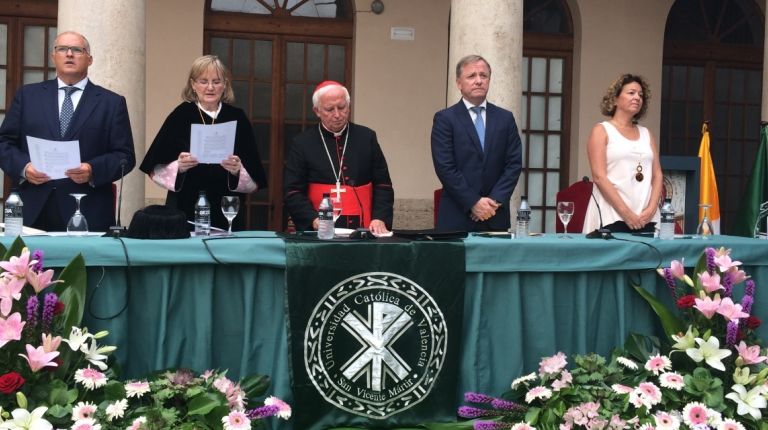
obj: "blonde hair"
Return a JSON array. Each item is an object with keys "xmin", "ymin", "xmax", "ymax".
[
  {"xmin": 600, "ymin": 74, "xmax": 651, "ymax": 121},
  {"xmin": 181, "ymin": 55, "xmax": 235, "ymax": 103}
]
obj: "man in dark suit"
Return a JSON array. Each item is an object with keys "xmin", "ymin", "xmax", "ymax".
[
  {"xmin": 0, "ymin": 31, "xmax": 135, "ymax": 232},
  {"xmin": 431, "ymin": 54, "xmax": 522, "ymax": 232}
]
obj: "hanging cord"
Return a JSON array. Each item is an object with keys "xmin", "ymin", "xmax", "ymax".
[
  {"xmin": 87, "ymin": 236, "xmax": 132, "ymax": 320},
  {"xmin": 608, "ymin": 236, "xmax": 663, "ymax": 286},
  {"xmin": 201, "ymin": 234, "xmax": 285, "ymax": 264}
]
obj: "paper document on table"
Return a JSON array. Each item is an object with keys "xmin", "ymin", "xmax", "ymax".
[
  {"xmin": 27, "ymin": 136, "xmax": 81, "ymax": 179},
  {"xmin": 189, "ymin": 121, "xmax": 237, "ymax": 164}
]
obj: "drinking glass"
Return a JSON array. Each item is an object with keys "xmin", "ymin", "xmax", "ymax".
[
  {"xmin": 696, "ymin": 204, "xmax": 714, "ymax": 239},
  {"xmin": 331, "ymin": 196, "xmax": 343, "ymax": 224},
  {"xmin": 67, "ymin": 193, "xmax": 89, "ymax": 236},
  {"xmin": 221, "ymin": 196, "xmax": 240, "ymax": 235},
  {"xmin": 557, "ymin": 201, "xmax": 575, "ymax": 239}
]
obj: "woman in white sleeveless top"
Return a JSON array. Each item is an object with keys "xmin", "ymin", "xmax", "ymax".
[{"xmin": 583, "ymin": 74, "xmax": 663, "ymax": 234}]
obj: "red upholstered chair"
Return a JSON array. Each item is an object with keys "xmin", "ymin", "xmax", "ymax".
[
  {"xmin": 433, "ymin": 188, "xmax": 443, "ymax": 228},
  {"xmin": 555, "ymin": 178, "xmax": 593, "ymax": 233}
]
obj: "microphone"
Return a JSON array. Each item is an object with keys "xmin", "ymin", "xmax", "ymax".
[
  {"xmin": 585, "ymin": 176, "xmax": 613, "ymax": 240},
  {"xmin": 106, "ymin": 159, "xmax": 128, "ymax": 237},
  {"xmin": 348, "ymin": 180, "xmax": 366, "ymax": 230}
]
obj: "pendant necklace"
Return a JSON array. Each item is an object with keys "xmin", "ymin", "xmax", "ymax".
[
  {"xmin": 319, "ymin": 124, "xmax": 349, "ymax": 200},
  {"xmin": 635, "ymin": 161, "xmax": 644, "ymax": 182},
  {"xmin": 196, "ymin": 102, "xmax": 218, "ymax": 125}
]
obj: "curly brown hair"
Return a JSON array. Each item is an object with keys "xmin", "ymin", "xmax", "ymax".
[{"xmin": 599, "ymin": 74, "xmax": 651, "ymax": 121}]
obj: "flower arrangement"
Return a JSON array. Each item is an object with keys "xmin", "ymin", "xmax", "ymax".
[
  {"xmin": 456, "ymin": 247, "xmax": 767, "ymax": 430},
  {"xmin": 0, "ymin": 237, "xmax": 290, "ymax": 429}
]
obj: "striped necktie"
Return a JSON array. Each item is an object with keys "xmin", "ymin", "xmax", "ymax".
[
  {"xmin": 471, "ymin": 106, "xmax": 485, "ymax": 149},
  {"xmin": 60, "ymin": 86, "xmax": 80, "ymax": 137}
]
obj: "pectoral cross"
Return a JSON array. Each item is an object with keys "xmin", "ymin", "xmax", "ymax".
[{"xmin": 330, "ymin": 181, "xmax": 346, "ymax": 202}]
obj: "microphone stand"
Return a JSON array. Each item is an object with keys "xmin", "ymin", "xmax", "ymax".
[
  {"xmin": 348, "ymin": 180, "xmax": 366, "ymax": 231},
  {"xmin": 106, "ymin": 159, "xmax": 128, "ymax": 237},
  {"xmin": 586, "ymin": 177, "xmax": 612, "ymax": 239}
]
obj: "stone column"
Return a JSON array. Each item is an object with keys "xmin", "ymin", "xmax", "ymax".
[
  {"xmin": 448, "ymin": 0, "xmax": 524, "ymax": 208},
  {"xmin": 58, "ymin": 1, "xmax": 146, "ymax": 227},
  {"xmin": 448, "ymin": 0, "xmax": 522, "ymax": 115}
]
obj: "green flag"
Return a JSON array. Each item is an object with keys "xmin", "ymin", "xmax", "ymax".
[{"xmin": 732, "ymin": 124, "xmax": 768, "ymax": 236}]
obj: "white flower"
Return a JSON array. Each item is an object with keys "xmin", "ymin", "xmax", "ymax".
[
  {"xmin": 511, "ymin": 372, "xmax": 537, "ymax": 389},
  {"xmin": 686, "ymin": 336, "xmax": 732, "ymax": 371},
  {"xmin": 671, "ymin": 326, "xmax": 696, "ymax": 351},
  {"xmin": 71, "ymin": 402, "xmax": 98, "ymax": 421},
  {"xmin": 124, "ymin": 381, "xmax": 151, "ymax": 398},
  {"xmin": 264, "ymin": 396, "xmax": 292, "ymax": 420},
  {"xmin": 511, "ymin": 423, "xmax": 537, "ymax": 430},
  {"xmin": 74, "ymin": 367, "xmax": 108, "ymax": 390},
  {"xmin": 105, "ymin": 399, "xmax": 128, "ymax": 421},
  {"xmin": 222, "ymin": 410, "xmax": 251, "ymax": 430},
  {"xmin": 524, "ymin": 386, "xmax": 552, "ymax": 403},
  {"xmin": 127, "ymin": 417, "xmax": 147, "ymax": 430},
  {"xmin": 79, "ymin": 340, "xmax": 109, "ymax": 371},
  {"xmin": 725, "ymin": 384, "xmax": 767, "ymax": 420},
  {"xmin": 654, "ymin": 411, "xmax": 681, "ymax": 430},
  {"xmin": 717, "ymin": 418, "xmax": 747, "ymax": 430},
  {"xmin": 71, "ymin": 418, "xmax": 102, "ymax": 430},
  {"xmin": 62, "ymin": 327, "xmax": 93, "ymax": 352},
  {"xmin": 616, "ymin": 357, "xmax": 638, "ymax": 370},
  {"xmin": 0, "ymin": 406, "xmax": 52, "ymax": 430},
  {"xmin": 659, "ymin": 372, "xmax": 685, "ymax": 390}
]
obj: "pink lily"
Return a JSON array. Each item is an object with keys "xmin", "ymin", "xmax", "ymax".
[
  {"xmin": 0, "ymin": 312, "xmax": 26, "ymax": 348},
  {"xmin": 26, "ymin": 269, "xmax": 61, "ymax": 294},
  {"xmin": 670, "ymin": 260, "xmax": 686, "ymax": 279},
  {"xmin": 0, "ymin": 250, "xmax": 33, "ymax": 278},
  {"xmin": 735, "ymin": 341, "xmax": 768, "ymax": 365},
  {"xmin": 714, "ymin": 254, "xmax": 742, "ymax": 273},
  {"xmin": 728, "ymin": 268, "xmax": 749, "ymax": 286},
  {"xmin": 717, "ymin": 297, "xmax": 750, "ymax": 322},
  {"xmin": 0, "ymin": 276, "xmax": 25, "ymax": 317},
  {"xmin": 694, "ymin": 295, "xmax": 721, "ymax": 319},
  {"xmin": 41, "ymin": 333, "xmax": 62, "ymax": 353},
  {"xmin": 19, "ymin": 344, "xmax": 59, "ymax": 372},
  {"xmin": 698, "ymin": 272, "xmax": 723, "ymax": 293}
]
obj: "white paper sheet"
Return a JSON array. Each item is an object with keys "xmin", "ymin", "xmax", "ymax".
[
  {"xmin": 27, "ymin": 136, "xmax": 81, "ymax": 179},
  {"xmin": 189, "ymin": 121, "xmax": 237, "ymax": 164}
]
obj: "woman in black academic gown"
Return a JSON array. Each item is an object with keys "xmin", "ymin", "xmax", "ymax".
[{"xmin": 140, "ymin": 55, "xmax": 267, "ymax": 231}]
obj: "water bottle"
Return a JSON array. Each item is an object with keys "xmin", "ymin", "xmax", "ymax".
[
  {"xmin": 194, "ymin": 191, "xmax": 211, "ymax": 236},
  {"xmin": 317, "ymin": 193, "xmax": 335, "ymax": 240},
  {"xmin": 3, "ymin": 190, "xmax": 23, "ymax": 237},
  {"xmin": 659, "ymin": 198, "xmax": 675, "ymax": 240},
  {"xmin": 515, "ymin": 195, "xmax": 531, "ymax": 239}
]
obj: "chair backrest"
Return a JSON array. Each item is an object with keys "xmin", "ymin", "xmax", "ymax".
[
  {"xmin": 433, "ymin": 188, "xmax": 443, "ymax": 228},
  {"xmin": 555, "ymin": 179, "xmax": 593, "ymax": 233}
]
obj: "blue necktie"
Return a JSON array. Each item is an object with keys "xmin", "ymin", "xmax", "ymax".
[
  {"xmin": 471, "ymin": 106, "xmax": 485, "ymax": 149},
  {"xmin": 60, "ymin": 86, "xmax": 80, "ymax": 137}
]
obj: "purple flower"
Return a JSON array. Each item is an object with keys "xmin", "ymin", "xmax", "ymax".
[
  {"xmin": 474, "ymin": 422, "xmax": 510, "ymax": 430},
  {"xmin": 722, "ymin": 271, "xmax": 734, "ymax": 298},
  {"xmin": 465, "ymin": 392, "xmax": 494, "ymax": 404},
  {"xmin": 31, "ymin": 250, "xmax": 44, "ymax": 272},
  {"xmin": 246, "ymin": 405, "xmax": 280, "ymax": 419},
  {"xmin": 745, "ymin": 279, "xmax": 755, "ymax": 297},
  {"xmin": 490, "ymin": 398, "xmax": 524, "ymax": 411},
  {"xmin": 705, "ymin": 247, "xmax": 716, "ymax": 274},
  {"xmin": 663, "ymin": 268, "xmax": 677, "ymax": 299},
  {"xmin": 741, "ymin": 295, "xmax": 754, "ymax": 315},
  {"xmin": 42, "ymin": 293, "xmax": 58, "ymax": 331},
  {"xmin": 458, "ymin": 406, "xmax": 495, "ymax": 418},
  {"xmin": 726, "ymin": 321, "xmax": 739, "ymax": 346},
  {"xmin": 26, "ymin": 295, "xmax": 39, "ymax": 329}
]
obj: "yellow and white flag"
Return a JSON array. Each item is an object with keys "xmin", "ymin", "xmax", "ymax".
[{"xmin": 698, "ymin": 123, "xmax": 720, "ymax": 234}]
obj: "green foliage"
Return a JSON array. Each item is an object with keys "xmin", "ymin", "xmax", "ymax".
[{"xmin": 53, "ymin": 254, "xmax": 87, "ymax": 332}]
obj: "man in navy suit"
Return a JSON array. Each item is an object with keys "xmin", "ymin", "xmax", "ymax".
[
  {"xmin": 431, "ymin": 54, "xmax": 522, "ymax": 232},
  {"xmin": 0, "ymin": 31, "xmax": 135, "ymax": 232}
]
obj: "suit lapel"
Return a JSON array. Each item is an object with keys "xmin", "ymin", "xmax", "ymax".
[
  {"xmin": 64, "ymin": 81, "xmax": 101, "ymax": 139},
  {"xmin": 484, "ymin": 103, "xmax": 498, "ymax": 155},
  {"xmin": 453, "ymin": 101, "xmax": 483, "ymax": 154},
  {"xmin": 42, "ymin": 80, "xmax": 61, "ymax": 139}
]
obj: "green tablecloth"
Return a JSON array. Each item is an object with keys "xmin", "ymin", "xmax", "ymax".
[{"xmin": 2, "ymin": 233, "xmax": 766, "ymax": 429}]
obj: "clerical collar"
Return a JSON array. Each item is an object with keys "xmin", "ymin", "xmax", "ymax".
[{"xmin": 320, "ymin": 122, "xmax": 348, "ymax": 138}]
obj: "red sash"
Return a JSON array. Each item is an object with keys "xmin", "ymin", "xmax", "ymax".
[{"xmin": 308, "ymin": 182, "xmax": 373, "ymax": 228}]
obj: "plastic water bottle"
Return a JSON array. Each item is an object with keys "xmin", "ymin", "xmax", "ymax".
[
  {"xmin": 515, "ymin": 195, "xmax": 531, "ymax": 239},
  {"xmin": 3, "ymin": 190, "xmax": 23, "ymax": 237},
  {"xmin": 194, "ymin": 191, "xmax": 211, "ymax": 236},
  {"xmin": 317, "ymin": 193, "xmax": 335, "ymax": 240},
  {"xmin": 659, "ymin": 198, "xmax": 675, "ymax": 240}
]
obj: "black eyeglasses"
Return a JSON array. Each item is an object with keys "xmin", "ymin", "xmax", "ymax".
[{"xmin": 54, "ymin": 45, "xmax": 88, "ymax": 56}]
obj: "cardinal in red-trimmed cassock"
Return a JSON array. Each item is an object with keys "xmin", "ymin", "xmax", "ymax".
[{"xmin": 284, "ymin": 81, "xmax": 394, "ymax": 235}]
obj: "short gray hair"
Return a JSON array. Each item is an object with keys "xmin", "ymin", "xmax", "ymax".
[
  {"xmin": 54, "ymin": 31, "xmax": 91, "ymax": 54},
  {"xmin": 312, "ymin": 83, "xmax": 350, "ymax": 108},
  {"xmin": 455, "ymin": 55, "xmax": 491, "ymax": 79}
]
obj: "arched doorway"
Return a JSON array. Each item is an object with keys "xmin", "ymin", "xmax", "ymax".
[
  {"xmin": 660, "ymin": 0, "xmax": 764, "ymax": 233},
  {"xmin": 204, "ymin": 0, "xmax": 353, "ymax": 231},
  {"xmin": 521, "ymin": 0, "xmax": 574, "ymax": 233}
]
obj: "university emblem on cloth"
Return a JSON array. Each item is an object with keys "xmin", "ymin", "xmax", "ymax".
[{"xmin": 304, "ymin": 271, "xmax": 448, "ymax": 419}]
